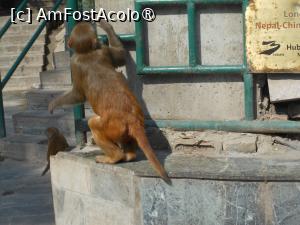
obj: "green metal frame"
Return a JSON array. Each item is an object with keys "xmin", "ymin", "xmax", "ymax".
[
  {"xmin": 135, "ymin": 0, "xmax": 253, "ymax": 119},
  {"xmin": 134, "ymin": 0, "xmax": 258, "ymax": 129},
  {"xmin": 70, "ymin": 0, "xmax": 300, "ymax": 143},
  {"xmin": 1, "ymin": 0, "xmax": 298, "ymax": 141}
]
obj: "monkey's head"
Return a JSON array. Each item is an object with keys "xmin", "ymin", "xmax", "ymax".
[
  {"xmin": 68, "ymin": 22, "xmax": 98, "ymax": 54},
  {"xmin": 45, "ymin": 127, "xmax": 60, "ymax": 139}
]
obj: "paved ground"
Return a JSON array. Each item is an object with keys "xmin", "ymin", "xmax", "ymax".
[{"xmin": 0, "ymin": 158, "xmax": 55, "ymax": 225}]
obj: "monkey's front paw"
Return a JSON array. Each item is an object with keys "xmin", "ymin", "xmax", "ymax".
[
  {"xmin": 95, "ymin": 155, "xmax": 118, "ymax": 164},
  {"xmin": 98, "ymin": 20, "xmax": 113, "ymax": 31}
]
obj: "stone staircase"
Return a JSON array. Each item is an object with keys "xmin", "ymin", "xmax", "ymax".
[
  {"xmin": 0, "ymin": 17, "xmax": 45, "ymax": 91},
  {"xmin": 0, "ymin": 0, "xmax": 76, "ymax": 153},
  {"xmin": 0, "ymin": 2, "xmax": 67, "ymax": 224}
]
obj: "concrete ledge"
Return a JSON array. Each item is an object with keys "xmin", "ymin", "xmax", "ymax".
[{"xmin": 51, "ymin": 146, "xmax": 300, "ymax": 225}]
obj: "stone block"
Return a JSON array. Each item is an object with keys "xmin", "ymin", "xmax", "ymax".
[
  {"xmin": 53, "ymin": 51, "xmax": 70, "ymax": 69},
  {"xmin": 51, "ymin": 146, "xmax": 300, "ymax": 225},
  {"xmin": 199, "ymin": 5, "xmax": 243, "ymax": 65},
  {"xmin": 268, "ymin": 74, "xmax": 300, "ymax": 103},
  {"xmin": 223, "ymin": 135, "xmax": 257, "ymax": 153}
]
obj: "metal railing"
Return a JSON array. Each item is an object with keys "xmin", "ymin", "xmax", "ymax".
[
  {"xmin": 1, "ymin": 0, "xmax": 299, "ymax": 142},
  {"xmin": 0, "ymin": 0, "xmax": 63, "ymax": 138},
  {"xmin": 74, "ymin": 0, "xmax": 300, "ymax": 143}
]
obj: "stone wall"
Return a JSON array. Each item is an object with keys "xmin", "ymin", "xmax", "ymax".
[{"xmin": 51, "ymin": 148, "xmax": 300, "ymax": 225}]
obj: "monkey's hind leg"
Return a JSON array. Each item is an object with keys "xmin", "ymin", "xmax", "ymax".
[{"xmin": 88, "ymin": 116, "xmax": 125, "ymax": 164}]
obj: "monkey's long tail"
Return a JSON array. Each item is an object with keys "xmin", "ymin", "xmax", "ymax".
[
  {"xmin": 41, "ymin": 163, "xmax": 50, "ymax": 176},
  {"xmin": 130, "ymin": 125, "xmax": 171, "ymax": 185}
]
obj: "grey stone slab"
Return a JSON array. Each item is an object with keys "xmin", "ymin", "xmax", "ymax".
[
  {"xmin": 89, "ymin": 165, "xmax": 135, "ymax": 207},
  {"xmin": 223, "ymin": 135, "xmax": 257, "ymax": 153},
  {"xmin": 0, "ymin": 135, "xmax": 47, "ymax": 162},
  {"xmin": 12, "ymin": 110, "xmax": 75, "ymax": 136},
  {"xmin": 0, "ymin": 217, "xmax": 10, "ymax": 225},
  {"xmin": 270, "ymin": 183, "xmax": 300, "ymax": 225},
  {"xmin": 0, "ymin": 193, "xmax": 53, "ymax": 209},
  {"xmin": 0, "ymin": 204, "xmax": 54, "ymax": 218},
  {"xmin": 198, "ymin": 5, "xmax": 243, "ymax": 65},
  {"xmin": 9, "ymin": 214, "xmax": 55, "ymax": 225},
  {"xmin": 83, "ymin": 194, "xmax": 135, "ymax": 225},
  {"xmin": 146, "ymin": 6, "xmax": 189, "ymax": 66},
  {"xmin": 268, "ymin": 74, "xmax": 300, "ymax": 103},
  {"xmin": 52, "ymin": 149, "xmax": 300, "ymax": 225},
  {"xmin": 140, "ymin": 179, "xmax": 264, "ymax": 225},
  {"xmin": 40, "ymin": 69, "xmax": 72, "ymax": 89},
  {"xmin": 53, "ymin": 51, "xmax": 70, "ymax": 69},
  {"xmin": 59, "ymin": 147, "xmax": 300, "ymax": 181},
  {"xmin": 52, "ymin": 186, "xmax": 85, "ymax": 225},
  {"xmin": 135, "ymin": 74, "xmax": 245, "ymax": 121}
]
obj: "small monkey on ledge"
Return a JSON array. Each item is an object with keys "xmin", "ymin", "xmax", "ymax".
[
  {"xmin": 42, "ymin": 127, "xmax": 69, "ymax": 176},
  {"xmin": 48, "ymin": 21, "xmax": 170, "ymax": 183}
]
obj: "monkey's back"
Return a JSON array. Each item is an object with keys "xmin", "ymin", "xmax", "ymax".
[{"xmin": 72, "ymin": 51, "xmax": 144, "ymax": 124}]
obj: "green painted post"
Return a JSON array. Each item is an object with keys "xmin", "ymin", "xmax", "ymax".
[
  {"xmin": 242, "ymin": 0, "xmax": 254, "ymax": 120},
  {"xmin": 243, "ymin": 72, "xmax": 254, "ymax": 120},
  {"xmin": 0, "ymin": 79, "xmax": 6, "ymax": 138},
  {"xmin": 187, "ymin": 2, "xmax": 198, "ymax": 66},
  {"xmin": 135, "ymin": 1, "xmax": 145, "ymax": 73},
  {"xmin": 67, "ymin": 0, "xmax": 86, "ymax": 146}
]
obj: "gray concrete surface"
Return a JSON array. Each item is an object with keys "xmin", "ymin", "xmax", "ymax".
[{"xmin": 0, "ymin": 158, "xmax": 55, "ymax": 225}]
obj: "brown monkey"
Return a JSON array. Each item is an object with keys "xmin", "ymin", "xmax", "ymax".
[
  {"xmin": 41, "ymin": 127, "xmax": 69, "ymax": 176},
  {"xmin": 48, "ymin": 21, "xmax": 170, "ymax": 184}
]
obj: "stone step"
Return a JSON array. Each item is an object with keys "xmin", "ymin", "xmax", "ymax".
[
  {"xmin": 26, "ymin": 89, "xmax": 66, "ymax": 110},
  {"xmin": 0, "ymin": 54, "xmax": 44, "ymax": 65},
  {"xmin": 0, "ymin": 158, "xmax": 55, "ymax": 225},
  {"xmin": 3, "ymin": 90, "xmax": 27, "ymax": 115},
  {"xmin": 2, "ymin": 90, "xmax": 27, "ymax": 102},
  {"xmin": 0, "ymin": 43, "xmax": 45, "ymax": 55},
  {"xmin": 4, "ymin": 118, "xmax": 14, "ymax": 135},
  {"xmin": 29, "ymin": 1, "xmax": 65, "ymax": 9},
  {"xmin": 0, "ymin": 134, "xmax": 47, "ymax": 162},
  {"xmin": 3, "ymin": 76, "xmax": 41, "ymax": 91},
  {"xmin": 0, "ymin": 213, "xmax": 55, "ymax": 225},
  {"xmin": 53, "ymin": 51, "xmax": 70, "ymax": 69},
  {"xmin": 1, "ymin": 65, "xmax": 43, "ymax": 77},
  {"xmin": 12, "ymin": 110, "xmax": 75, "ymax": 137},
  {"xmin": 40, "ymin": 69, "xmax": 72, "ymax": 89},
  {"xmin": 0, "ymin": 33, "xmax": 46, "ymax": 46},
  {"xmin": 26, "ymin": 89, "xmax": 94, "ymax": 114},
  {"xmin": 0, "ymin": 16, "xmax": 43, "ymax": 25},
  {"xmin": 1, "ymin": 24, "xmax": 46, "ymax": 35}
]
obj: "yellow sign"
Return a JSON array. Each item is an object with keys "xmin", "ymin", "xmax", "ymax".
[{"xmin": 246, "ymin": 0, "xmax": 300, "ymax": 73}]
